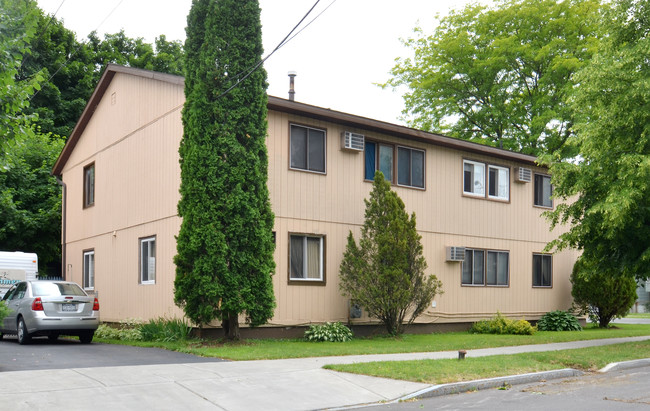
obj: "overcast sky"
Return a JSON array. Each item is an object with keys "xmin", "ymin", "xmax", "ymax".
[{"xmin": 36, "ymin": 0, "xmax": 485, "ymax": 125}]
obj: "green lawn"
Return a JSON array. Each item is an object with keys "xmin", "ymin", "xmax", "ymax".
[
  {"xmin": 325, "ymin": 340, "xmax": 650, "ymax": 384},
  {"xmin": 96, "ymin": 323, "xmax": 650, "ymax": 361},
  {"xmin": 626, "ymin": 313, "xmax": 650, "ymax": 319}
]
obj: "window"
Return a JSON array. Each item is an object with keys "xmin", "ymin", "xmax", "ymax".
[
  {"xmin": 290, "ymin": 124, "xmax": 325, "ymax": 173},
  {"xmin": 83, "ymin": 163, "xmax": 95, "ymax": 208},
  {"xmin": 365, "ymin": 142, "xmax": 425, "ymax": 188},
  {"xmin": 463, "ymin": 160, "xmax": 485, "ymax": 196},
  {"xmin": 462, "ymin": 248, "xmax": 509, "ymax": 286},
  {"xmin": 289, "ymin": 234, "xmax": 324, "ymax": 282},
  {"xmin": 533, "ymin": 254, "xmax": 552, "ymax": 287},
  {"xmin": 140, "ymin": 236, "xmax": 156, "ymax": 284},
  {"xmin": 464, "ymin": 160, "xmax": 510, "ymax": 201},
  {"xmin": 488, "ymin": 165, "xmax": 509, "ymax": 200},
  {"xmin": 534, "ymin": 174, "xmax": 553, "ymax": 208},
  {"xmin": 397, "ymin": 147, "xmax": 425, "ymax": 188},
  {"xmin": 83, "ymin": 250, "xmax": 94, "ymax": 290}
]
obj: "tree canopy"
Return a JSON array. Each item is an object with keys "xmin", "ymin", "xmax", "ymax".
[
  {"xmin": 385, "ymin": 0, "xmax": 603, "ymax": 156},
  {"xmin": 546, "ymin": 0, "xmax": 650, "ymax": 281},
  {"xmin": 339, "ymin": 172, "xmax": 442, "ymax": 336},
  {"xmin": 174, "ymin": 0, "xmax": 275, "ymax": 339}
]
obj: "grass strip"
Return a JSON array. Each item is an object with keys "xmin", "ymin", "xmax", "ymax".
[
  {"xmin": 95, "ymin": 324, "xmax": 650, "ymax": 361},
  {"xmin": 324, "ymin": 340, "xmax": 650, "ymax": 384}
]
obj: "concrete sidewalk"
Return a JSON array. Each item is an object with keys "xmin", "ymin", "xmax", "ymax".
[{"xmin": 1, "ymin": 336, "xmax": 649, "ymax": 411}]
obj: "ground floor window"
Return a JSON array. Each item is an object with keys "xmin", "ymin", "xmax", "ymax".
[
  {"xmin": 533, "ymin": 253, "xmax": 552, "ymax": 287},
  {"xmin": 83, "ymin": 250, "xmax": 94, "ymax": 290},
  {"xmin": 462, "ymin": 248, "xmax": 509, "ymax": 286},
  {"xmin": 140, "ymin": 236, "xmax": 156, "ymax": 284},
  {"xmin": 289, "ymin": 234, "xmax": 324, "ymax": 282}
]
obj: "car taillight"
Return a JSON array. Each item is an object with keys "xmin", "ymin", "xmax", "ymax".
[
  {"xmin": 93, "ymin": 298, "xmax": 99, "ymax": 311},
  {"xmin": 32, "ymin": 297, "xmax": 44, "ymax": 311}
]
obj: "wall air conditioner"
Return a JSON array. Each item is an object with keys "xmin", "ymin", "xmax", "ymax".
[
  {"xmin": 515, "ymin": 167, "xmax": 532, "ymax": 183},
  {"xmin": 341, "ymin": 131, "xmax": 365, "ymax": 152},
  {"xmin": 446, "ymin": 246, "xmax": 466, "ymax": 262}
]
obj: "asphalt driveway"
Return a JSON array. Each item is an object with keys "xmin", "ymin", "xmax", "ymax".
[{"xmin": 0, "ymin": 335, "xmax": 226, "ymax": 372}]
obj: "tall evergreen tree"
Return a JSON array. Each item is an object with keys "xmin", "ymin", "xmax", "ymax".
[{"xmin": 174, "ymin": 0, "xmax": 275, "ymax": 340}]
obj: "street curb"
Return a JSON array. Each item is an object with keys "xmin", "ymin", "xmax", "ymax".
[
  {"xmin": 397, "ymin": 368, "xmax": 583, "ymax": 401},
  {"xmin": 599, "ymin": 358, "xmax": 650, "ymax": 373}
]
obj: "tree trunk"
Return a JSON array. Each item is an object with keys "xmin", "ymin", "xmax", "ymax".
[
  {"xmin": 221, "ymin": 316, "xmax": 230, "ymax": 338},
  {"xmin": 226, "ymin": 311, "xmax": 240, "ymax": 340}
]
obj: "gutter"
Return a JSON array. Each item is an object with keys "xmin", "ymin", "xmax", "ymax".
[{"xmin": 55, "ymin": 176, "xmax": 66, "ymax": 280}]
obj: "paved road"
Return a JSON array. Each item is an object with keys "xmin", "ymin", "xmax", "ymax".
[
  {"xmin": 0, "ymin": 334, "xmax": 225, "ymax": 372},
  {"xmin": 364, "ymin": 364, "xmax": 650, "ymax": 410}
]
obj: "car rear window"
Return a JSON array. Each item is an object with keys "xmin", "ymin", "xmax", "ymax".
[{"xmin": 32, "ymin": 282, "xmax": 87, "ymax": 297}]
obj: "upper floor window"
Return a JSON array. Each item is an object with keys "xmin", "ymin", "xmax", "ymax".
[
  {"xmin": 140, "ymin": 236, "xmax": 156, "ymax": 285},
  {"xmin": 534, "ymin": 174, "xmax": 553, "ymax": 208},
  {"xmin": 365, "ymin": 142, "xmax": 425, "ymax": 188},
  {"xmin": 464, "ymin": 160, "xmax": 510, "ymax": 201},
  {"xmin": 83, "ymin": 163, "xmax": 95, "ymax": 208},
  {"xmin": 83, "ymin": 250, "xmax": 95, "ymax": 290},
  {"xmin": 533, "ymin": 253, "xmax": 552, "ymax": 287},
  {"xmin": 290, "ymin": 124, "xmax": 326, "ymax": 173},
  {"xmin": 289, "ymin": 234, "xmax": 324, "ymax": 283},
  {"xmin": 462, "ymin": 248, "xmax": 509, "ymax": 286}
]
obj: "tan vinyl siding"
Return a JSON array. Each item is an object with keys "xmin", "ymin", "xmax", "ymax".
[{"xmin": 58, "ymin": 66, "xmax": 579, "ymax": 326}]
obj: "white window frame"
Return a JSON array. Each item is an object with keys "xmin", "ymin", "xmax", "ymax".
[
  {"xmin": 289, "ymin": 124, "xmax": 326, "ymax": 174},
  {"xmin": 487, "ymin": 165, "xmax": 510, "ymax": 201},
  {"xmin": 140, "ymin": 236, "xmax": 156, "ymax": 285},
  {"xmin": 463, "ymin": 160, "xmax": 486, "ymax": 196},
  {"xmin": 83, "ymin": 250, "xmax": 95, "ymax": 290},
  {"xmin": 289, "ymin": 234, "xmax": 324, "ymax": 282}
]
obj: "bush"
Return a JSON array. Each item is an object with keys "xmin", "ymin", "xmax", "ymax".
[
  {"xmin": 139, "ymin": 317, "xmax": 192, "ymax": 342},
  {"xmin": 95, "ymin": 319, "xmax": 143, "ymax": 341},
  {"xmin": 537, "ymin": 310, "xmax": 582, "ymax": 331},
  {"xmin": 469, "ymin": 312, "xmax": 535, "ymax": 335},
  {"xmin": 304, "ymin": 322, "xmax": 353, "ymax": 342},
  {"xmin": 571, "ymin": 257, "xmax": 637, "ymax": 328},
  {"xmin": 0, "ymin": 301, "xmax": 10, "ymax": 324}
]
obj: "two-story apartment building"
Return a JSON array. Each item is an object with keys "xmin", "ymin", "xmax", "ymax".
[{"xmin": 52, "ymin": 64, "xmax": 578, "ymax": 333}]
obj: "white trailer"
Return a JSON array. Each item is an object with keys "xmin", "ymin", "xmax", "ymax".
[{"xmin": 0, "ymin": 251, "xmax": 38, "ymax": 298}]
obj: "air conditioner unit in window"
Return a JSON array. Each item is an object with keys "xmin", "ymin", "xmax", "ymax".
[
  {"xmin": 341, "ymin": 131, "xmax": 365, "ymax": 152},
  {"xmin": 515, "ymin": 167, "xmax": 532, "ymax": 183},
  {"xmin": 446, "ymin": 246, "xmax": 466, "ymax": 262}
]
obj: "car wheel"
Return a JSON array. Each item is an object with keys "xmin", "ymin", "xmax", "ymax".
[
  {"xmin": 79, "ymin": 331, "xmax": 94, "ymax": 344},
  {"xmin": 48, "ymin": 333, "xmax": 60, "ymax": 342},
  {"xmin": 17, "ymin": 318, "xmax": 31, "ymax": 345}
]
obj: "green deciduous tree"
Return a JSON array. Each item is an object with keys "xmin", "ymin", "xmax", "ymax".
[
  {"xmin": 339, "ymin": 172, "xmax": 442, "ymax": 336},
  {"xmin": 571, "ymin": 258, "xmax": 637, "ymax": 328},
  {"xmin": 0, "ymin": 133, "xmax": 64, "ymax": 274},
  {"xmin": 174, "ymin": 0, "xmax": 275, "ymax": 340},
  {"xmin": 385, "ymin": 0, "xmax": 602, "ymax": 156},
  {"xmin": 546, "ymin": 0, "xmax": 650, "ymax": 282}
]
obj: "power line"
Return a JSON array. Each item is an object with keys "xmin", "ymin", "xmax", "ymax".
[{"xmin": 217, "ymin": 0, "xmax": 337, "ymax": 99}]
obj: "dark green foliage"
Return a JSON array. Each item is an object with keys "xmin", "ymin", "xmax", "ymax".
[
  {"xmin": 545, "ymin": 0, "xmax": 650, "ymax": 281},
  {"xmin": 469, "ymin": 312, "xmax": 536, "ymax": 335},
  {"xmin": 571, "ymin": 258, "xmax": 637, "ymax": 328},
  {"xmin": 339, "ymin": 172, "xmax": 443, "ymax": 336},
  {"xmin": 175, "ymin": 0, "xmax": 275, "ymax": 340},
  {"xmin": 139, "ymin": 317, "xmax": 192, "ymax": 342},
  {"xmin": 384, "ymin": 0, "xmax": 603, "ymax": 156},
  {"xmin": 304, "ymin": 322, "xmax": 353, "ymax": 342},
  {"xmin": 537, "ymin": 310, "xmax": 582, "ymax": 331},
  {"xmin": 0, "ymin": 301, "xmax": 9, "ymax": 324}
]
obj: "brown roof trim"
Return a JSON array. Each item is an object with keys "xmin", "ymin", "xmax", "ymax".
[
  {"xmin": 52, "ymin": 64, "xmax": 184, "ymax": 176},
  {"xmin": 53, "ymin": 65, "xmax": 539, "ymax": 176},
  {"xmin": 267, "ymin": 96, "xmax": 539, "ymax": 166}
]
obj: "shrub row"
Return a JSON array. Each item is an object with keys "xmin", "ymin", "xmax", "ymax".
[{"xmin": 469, "ymin": 312, "xmax": 536, "ymax": 335}]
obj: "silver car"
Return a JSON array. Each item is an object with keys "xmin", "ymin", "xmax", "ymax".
[{"xmin": 0, "ymin": 281, "xmax": 100, "ymax": 344}]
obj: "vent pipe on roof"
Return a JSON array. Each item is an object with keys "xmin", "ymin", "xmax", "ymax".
[{"xmin": 288, "ymin": 71, "xmax": 297, "ymax": 101}]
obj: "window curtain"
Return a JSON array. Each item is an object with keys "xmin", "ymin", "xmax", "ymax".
[
  {"xmin": 306, "ymin": 237, "xmax": 321, "ymax": 279},
  {"xmin": 290, "ymin": 236, "xmax": 304, "ymax": 279},
  {"xmin": 365, "ymin": 141, "xmax": 376, "ymax": 180}
]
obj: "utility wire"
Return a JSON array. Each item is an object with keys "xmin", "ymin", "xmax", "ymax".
[
  {"xmin": 217, "ymin": 0, "xmax": 337, "ymax": 99},
  {"xmin": 30, "ymin": 0, "xmax": 125, "ymax": 101}
]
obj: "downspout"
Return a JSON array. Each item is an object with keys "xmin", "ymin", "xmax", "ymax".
[{"xmin": 56, "ymin": 176, "xmax": 66, "ymax": 280}]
